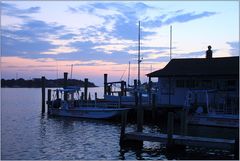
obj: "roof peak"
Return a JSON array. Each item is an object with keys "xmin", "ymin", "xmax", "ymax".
[{"xmin": 171, "ymin": 56, "xmax": 239, "ymax": 61}]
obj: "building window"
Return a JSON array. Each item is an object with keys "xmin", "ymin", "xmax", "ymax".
[
  {"xmin": 227, "ymin": 80, "xmax": 236, "ymax": 87},
  {"xmin": 202, "ymin": 80, "xmax": 212, "ymax": 88},
  {"xmin": 160, "ymin": 78, "xmax": 174, "ymax": 95},
  {"xmin": 186, "ymin": 80, "xmax": 195, "ymax": 88},
  {"xmin": 176, "ymin": 80, "xmax": 184, "ymax": 88}
]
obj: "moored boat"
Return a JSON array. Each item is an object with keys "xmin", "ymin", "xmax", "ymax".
[
  {"xmin": 184, "ymin": 89, "xmax": 239, "ymax": 128},
  {"xmin": 47, "ymin": 87, "xmax": 131, "ymax": 119}
]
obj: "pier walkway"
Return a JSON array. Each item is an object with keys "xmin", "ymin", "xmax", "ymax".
[{"xmin": 124, "ymin": 131, "xmax": 235, "ymax": 151}]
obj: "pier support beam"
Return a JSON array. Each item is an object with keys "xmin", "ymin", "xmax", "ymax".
[
  {"xmin": 180, "ymin": 109, "xmax": 188, "ymax": 136},
  {"xmin": 234, "ymin": 136, "xmax": 239, "ymax": 160},
  {"xmin": 47, "ymin": 89, "xmax": 51, "ymax": 114},
  {"xmin": 134, "ymin": 79, "xmax": 138, "ymax": 106},
  {"xmin": 121, "ymin": 81, "xmax": 124, "ymax": 96},
  {"xmin": 120, "ymin": 110, "xmax": 143, "ymax": 148},
  {"xmin": 41, "ymin": 76, "xmax": 46, "ymax": 113},
  {"xmin": 63, "ymin": 72, "xmax": 68, "ymax": 101},
  {"xmin": 104, "ymin": 74, "xmax": 108, "ymax": 95},
  {"xmin": 151, "ymin": 93, "xmax": 157, "ymax": 122},
  {"xmin": 167, "ymin": 112, "xmax": 174, "ymax": 145},
  {"xmin": 137, "ymin": 93, "xmax": 143, "ymax": 132},
  {"xmin": 120, "ymin": 111, "xmax": 127, "ymax": 141},
  {"xmin": 84, "ymin": 78, "xmax": 88, "ymax": 101}
]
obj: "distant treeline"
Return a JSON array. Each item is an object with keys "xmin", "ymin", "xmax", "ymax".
[{"xmin": 1, "ymin": 78, "xmax": 97, "ymax": 88}]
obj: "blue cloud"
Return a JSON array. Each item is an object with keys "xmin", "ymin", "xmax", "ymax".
[
  {"xmin": 69, "ymin": 2, "xmax": 156, "ymax": 40},
  {"xmin": 2, "ymin": 2, "xmax": 40, "ymax": 18},
  {"xmin": 58, "ymin": 33, "xmax": 77, "ymax": 40},
  {"xmin": 164, "ymin": 11, "xmax": 216, "ymax": 25},
  {"xmin": 142, "ymin": 11, "xmax": 216, "ymax": 28},
  {"xmin": 1, "ymin": 19, "xmax": 66, "ymax": 59},
  {"xmin": 227, "ymin": 41, "xmax": 239, "ymax": 56}
]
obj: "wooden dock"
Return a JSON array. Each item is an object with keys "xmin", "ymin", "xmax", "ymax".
[
  {"xmin": 119, "ymin": 108, "xmax": 238, "ymax": 159},
  {"xmin": 123, "ymin": 132, "xmax": 235, "ymax": 151}
]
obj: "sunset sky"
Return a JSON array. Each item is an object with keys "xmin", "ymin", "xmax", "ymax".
[{"xmin": 1, "ymin": 1, "xmax": 239, "ymax": 86}]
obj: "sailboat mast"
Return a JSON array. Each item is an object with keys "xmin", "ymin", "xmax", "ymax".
[
  {"xmin": 138, "ymin": 21, "xmax": 141, "ymax": 87},
  {"xmin": 170, "ymin": 25, "xmax": 172, "ymax": 60},
  {"xmin": 128, "ymin": 61, "xmax": 131, "ymax": 87},
  {"xmin": 70, "ymin": 64, "xmax": 73, "ymax": 79}
]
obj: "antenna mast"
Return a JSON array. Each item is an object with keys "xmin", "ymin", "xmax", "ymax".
[
  {"xmin": 170, "ymin": 25, "xmax": 172, "ymax": 60},
  {"xmin": 138, "ymin": 21, "xmax": 141, "ymax": 87}
]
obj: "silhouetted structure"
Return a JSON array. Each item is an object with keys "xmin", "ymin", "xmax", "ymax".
[{"xmin": 206, "ymin": 45, "xmax": 212, "ymax": 59}]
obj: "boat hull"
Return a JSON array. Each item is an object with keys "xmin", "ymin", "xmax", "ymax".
[{"xmin": 49, "ymin": 107, "xmax": 130, "ymax": 119}]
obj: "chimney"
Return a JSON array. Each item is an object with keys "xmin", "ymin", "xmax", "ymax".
[{"xmin": 206, "ymin": 45, "xmax": 212, "ymax": 59}]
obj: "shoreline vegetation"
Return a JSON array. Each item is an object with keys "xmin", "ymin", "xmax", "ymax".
[{"xmin": 1, "ymin": 78, "xmax": 97, "ymax": 88}]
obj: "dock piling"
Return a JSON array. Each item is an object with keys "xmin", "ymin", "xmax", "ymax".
[
  {"xmin": 41, "ymin": 76, "xmax": 46, "ymax": 113},
  {"xmin": 134, "ymin": 80, "xmax": 138, "ymax": 106},
  {"xmin": 167, "ymin": 112, "xmax": 174, "ymax": 145},
  {"xmin": 121, "ymin": 81, "xmax": 124, "ymax": 96},
  {"xmin": 137, "ymin": 92, "xmax": 143, "ymax": 132},
  {"xmin": 84, "ymin": 78, "xmax": 88, "ymax": 101},
  {"xmin": 63, "ymin": 72, "xmax": 68, "ymax": 101},
  {"xmin": 104, "ymin": 74, "xmax": 108, "ymax": 95},
  {"xmin": 47, "ymin": 89, "xmax": 51, "ymax": 114},
  {"xmin": 119, "ymin": 95, "xmax": 122, "ymax": 108},
  {"xmin": 95, "ymin": 92, "xmax": 97, "ymax": 100},
  {"xmin": 180, "ymin": 109, "xmax": 188, "ymax": 135},
  {"xmin": 120, "ymin": 111, "xmax": 127, "ymax": 140},
  {"xmin": 151, "ymin": 93, "xmax": 157, "ymax": 122}
]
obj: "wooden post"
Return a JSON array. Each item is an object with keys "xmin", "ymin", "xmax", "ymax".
[
  {"xmin": 88, "ymin": 92, "xmax": 91, "ymax": 101},
  {"xmin": 137, "ymin": 92, "xmax": 143, "ymax": 132},
  {"xmin": 47, "ymin": 89, "xmax": 51, "ymax": 114},
  {"xmin": 81, "ymin": 92, "xmax": 84, "ymax": 105},
  {"xmin": 56, "ymin": 89, "xmax": 59, "ymax": 99},
  {"xmin": 41, "ymin": 76, "xmax": 46, "ymax": 113},
  {"xmin": 134, "ymin": 79, "xmax": 138, "ymax": 106},
  {"xmin": 120, "ymin": 111, "xmax": 127, "ymax": 139},
  {"xmin": 121, "ymin": 81, "xmax": 124, "ymax": 96},
  {"xmin": 152, "ymin": 93, "xmax": 156, "ymax": 122},
  {"xmin": 104, "ymin": 74, "xmax": 108, "ymax": 95},
  {"xmin": 63, "ymin": 72, "xmax": 68, "ymax": 101},
  {"xmin": 148, "ymin": 79, "xmax": 152, "ymax": 105},
  {"xmin": 81, "ymin": 92, "xmax": 84, "ymax": 100},
  {"xmin": 134, "ymin": 79, "xmax": 137, "ymax": 90},
  {"xmin": 107, "ymin": 85, "xmax": 111, "ymax": 95},
  {"xmin": 94, "ymin": 92, "xmax": 97, "ymax": 107},
  {"xmin": 119, "ymin": 95, "xmax": 122, "ymax": 108},
  {"xmin": 234, "ymin": 137, "xmax": 239, "ymax": 160},
  {"xmin": 167, "ymin": 112, "xmax": 174, "ymax": 144},
  {"xmin": 124, "ymin": 81, "xmax": 127, "ymax": 96},
  {"xmin": 180, "ymin": 109, "xmax": 188, "ymax": 136},
  {"xmin": 95, "ymin": 92, "xmax": 97, "ymax": 100},
  {"xmin": 84, "ymin": 78, "xmax": 88, "ymax": 101}
]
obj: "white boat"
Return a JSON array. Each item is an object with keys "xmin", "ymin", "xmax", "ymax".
[
  {"xmin": 48, "ymin": 87, "xmax": 131, "ymax": 119},
  {"xmin": 184, "ymin": 89, "xmax": 239, "ymax": 128},
  {"xmin": 49, "ymin": 107, "xmax": 130, "ymax": 119}
]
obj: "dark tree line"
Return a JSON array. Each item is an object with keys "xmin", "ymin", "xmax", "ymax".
[{"xmin": 1, "ymin": 78, "xmax": 97, "ymax": 88}]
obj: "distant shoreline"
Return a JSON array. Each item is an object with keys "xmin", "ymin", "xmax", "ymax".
[{"xmin": 1, "ymin": 78, "xmax": 98, "ymax": 88}]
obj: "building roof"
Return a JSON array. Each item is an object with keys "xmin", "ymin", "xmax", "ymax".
[{"xmin": 147, "ymin": 56, "xmax": 239, "ymax": 77}]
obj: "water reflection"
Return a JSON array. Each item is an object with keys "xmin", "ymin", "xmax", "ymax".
[{"xmin": 1, "ymin": 88, "xmax": 238, "ymax": 160}]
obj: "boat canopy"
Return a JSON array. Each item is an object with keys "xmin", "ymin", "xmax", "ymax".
[{"xmin": 54, "ymin": 86, "xmax": 81, "ymax": 93}]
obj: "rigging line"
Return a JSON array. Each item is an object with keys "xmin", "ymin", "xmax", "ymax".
[{"xmin": 120, "ymin": 65, "xmax": 128, "ymax": 81}]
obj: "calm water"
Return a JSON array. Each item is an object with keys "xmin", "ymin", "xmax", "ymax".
[{"xmin": 1, "ymin": 88, "xmax": 237, "ymax": 160}]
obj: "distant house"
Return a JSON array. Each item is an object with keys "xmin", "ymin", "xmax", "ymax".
[{"xmin": 147, "ymin": 47, "xmax": 239, "ymax": 111}]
